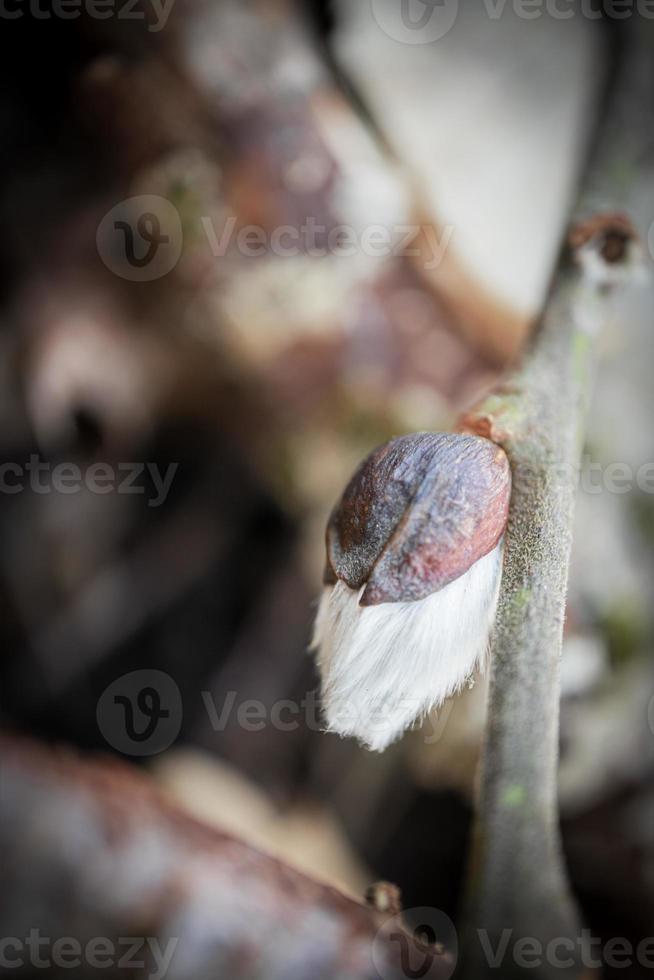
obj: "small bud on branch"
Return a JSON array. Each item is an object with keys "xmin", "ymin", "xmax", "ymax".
[{"xmin": 313, "ymin": 433, "xmax": 510, "ymax": 751}]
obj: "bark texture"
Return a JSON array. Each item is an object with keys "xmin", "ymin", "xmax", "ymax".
[
  {"xmin": 0, "ymin": 732, "xmax": 453, "ymax": 980},
  {"xmin": 459, "ymin": 24, "xmax": 652, "ymax": 980}
]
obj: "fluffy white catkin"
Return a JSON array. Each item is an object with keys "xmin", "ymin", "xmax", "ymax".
[{"xmin": 312, "ymin": 540, "xmax": 503, "ymax": 751}]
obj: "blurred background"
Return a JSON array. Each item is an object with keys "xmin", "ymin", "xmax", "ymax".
[{"xmin": 0, "ymin": 1, "xmax": 652, "ymax": 976}]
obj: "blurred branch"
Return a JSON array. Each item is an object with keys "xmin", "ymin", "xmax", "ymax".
[
  {"xmin": 460, "ymin": 24, "xmax": 652, "ymax": 979},
  {"xmin": 0, "ymin": 732, "xmax": 452, "ymax": 980}
]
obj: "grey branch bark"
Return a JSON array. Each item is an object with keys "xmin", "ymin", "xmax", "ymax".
[{"xmin": 459, "ymin": 24, "xmax": 652, "ymax": 980}]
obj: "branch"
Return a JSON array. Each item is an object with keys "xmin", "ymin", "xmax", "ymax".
[
  {"xmin": 1, "ymin": 732, "xmax": 453, "ymax": 980},
  {"xmin": 459, "ymin": 25, "xmax": 652, "ymax": 979}
]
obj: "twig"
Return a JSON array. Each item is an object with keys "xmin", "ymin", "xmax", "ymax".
[{"xmin": 459, "ymin": 24, "xmax": 652, "ymax": 979}]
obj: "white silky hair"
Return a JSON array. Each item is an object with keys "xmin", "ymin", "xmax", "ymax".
[{"xmin": 312, "ymin": 540, "xmax": 503, "ymax": 752}]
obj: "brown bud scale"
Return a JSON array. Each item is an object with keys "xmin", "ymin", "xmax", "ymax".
[{"xmin": 324, "ymin": 432, "xmax": 511, "ymax": 605}]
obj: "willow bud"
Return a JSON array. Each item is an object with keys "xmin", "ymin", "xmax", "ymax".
[{"xmin": 312, "ymin": 432, "xmax": 511, "ymax": 751}]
